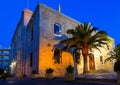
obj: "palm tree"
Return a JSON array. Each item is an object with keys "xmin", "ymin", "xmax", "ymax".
[
  {"xmin": 57, "ymin": 22, "xmax": 112, "ymax": 73},
  {"xmin": 105, "ymin": 44, "xmax": 120, "ymax": 72},
  {"xmin": 105, "ymin": 44, "xmax": 120, "ymax": 84},
  {"xmin": 105, "ymin": 44, "xmax": 120, "ymax": 62}
]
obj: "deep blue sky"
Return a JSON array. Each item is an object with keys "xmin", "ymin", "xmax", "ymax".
[{"xmin": 0, "ymin": 0, "xmax": 120, "ymax": 48}]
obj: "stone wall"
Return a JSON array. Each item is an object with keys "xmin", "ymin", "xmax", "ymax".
[
  {"xmin": 38, "ymin": 4, "xmax": 80, "ymax": 77},
  {"xmin": 12, "ymin": 3, "xmax": 114, "ymax": 78},
  {"xmin": 38, "ymin": 4, "xmax": 114, "ymax": 77}
]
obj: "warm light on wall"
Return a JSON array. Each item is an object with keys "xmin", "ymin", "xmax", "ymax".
[
  {"xmin": 93, "ymin": 51, "xmax": 100, "ymax": 57},
  {"xmin": 10, "ymin": 61, "xmax": 17, "ymax": 67},
  {"xmin": 4, "ymin": 70, "xmax": 7, "ymax": 73},
  {"xmin": 10, "ymin": 61, "xmax": 17, "ymax": 74}
]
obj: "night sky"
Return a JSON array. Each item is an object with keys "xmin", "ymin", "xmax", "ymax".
[{"xmin": 0, "ymin": 0, "xmax": 120, "ymax": 48}]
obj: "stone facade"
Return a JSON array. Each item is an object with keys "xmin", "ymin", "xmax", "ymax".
[
  {"xmin": 11, "ymin": 3, "xmax": 114, "ymax": 78},
  {"xmin": 10, "ymin": 9, "xmax": 32, "ymax": 78},
  {"xmin": 38, "ymin": 4, "xmax": 80, "ymax": 77}
]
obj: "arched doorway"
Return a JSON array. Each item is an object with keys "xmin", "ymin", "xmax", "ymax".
[{"xmin": 89, "ymin": 53, "xmax": 95, "ymax": 70}]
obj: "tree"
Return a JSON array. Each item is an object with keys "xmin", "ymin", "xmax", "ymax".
[
  {"xmin": 56, "ymin": 23, "xmax": 112, "ymax": 73},
  {"xmin": 105, "ymin": 44, "xmax": 120, "ymax": 71},
  {"xmin": 0, "ymin": 68, "xmax": 4, "ymax": 75},
  {"xmin": 105, "ymin": 44, "xmax": 120, "ymax": 84}
]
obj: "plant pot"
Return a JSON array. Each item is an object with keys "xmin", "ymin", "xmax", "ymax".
[
  {"xmin": 31, "ymin": 74, "xmax": 38, "ymax": 79},
  {"xmin": 45, "ymin": 73, "xmax": 53, "ymax": 79},
  {"xmin": 2, "ymin": 77, "xmax": 6, "ymax": 80},
  {"xmin": 64, "ymin": 73, "xmax": 75, "ymax": 81}
]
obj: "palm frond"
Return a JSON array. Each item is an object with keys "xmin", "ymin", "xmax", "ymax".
[
  {"xmin": 105, "ymin": 44, "xmax": 120, "ymax": 63},
  {"xmin": 104, "ymin": 56, "xmax": 116, "ymax": 63},
  {"xmin": 90, "ymin": 45, "xmax": 102, "ymax": 53}
]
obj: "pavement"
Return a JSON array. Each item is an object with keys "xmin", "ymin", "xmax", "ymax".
[
  {"xmin": 0, "ymin": 78, "xmax": 116, "ymax": 85},
  {"xmin": 75, "ymin": 72, "xmax": 117, "ymax": 85},
  {"xmin": 0, "ymin": 72, "xmax": 117, "ymax": 85},
  {"xmin": 76, "ymin": 72, "xmax": 117, "ymax": 79}
]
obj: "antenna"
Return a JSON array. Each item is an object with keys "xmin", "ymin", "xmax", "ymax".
[
  {"xmin": 27, "ymin": 0, "xmax": 29, "ymax": 9},
  {"xmin": 58, "ymin": 4, "xmax": 61, "ymax": 13}
]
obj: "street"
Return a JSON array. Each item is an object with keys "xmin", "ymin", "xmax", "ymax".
[{"xmin": 0, "ymin": 79, "xmax": 114, "ymax": 85}]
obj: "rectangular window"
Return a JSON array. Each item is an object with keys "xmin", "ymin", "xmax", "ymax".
[
  {"xmin": 3, "ymin": 56, "xmax": 9, "ymax": 59},
  {"xmin": 30, "ymin": 53, "xmax": 33, "ymax": 67},
  {"xmin": 107, "ymin": 45, "xmax": 109, "ymax": 50},
  {"xmin": 54, "ymin": 22, "xmax": 61, "ymax": 36},
  {"xmin": 100, "ymin": 56, "xmax": 103, "ymax": 64},
  {"xmin": 54, "ymin": 56, "xmax": 62, "ymax": 64},
  {"xmin": 3, "ymin": 51, "xmax": 9, "ymax": 54},
  {"xmin": 54, "ymin": 48, "xmax": 62, "ymax": 64}
]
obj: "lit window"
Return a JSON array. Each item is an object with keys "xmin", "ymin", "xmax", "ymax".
[
  {"xmin": 3, "ymin": 56, "xmax": 9, "ymax": 59},
  {"xmin": 3, "ymin": 51, "xmax": 9, "ymax": 54},
  {"xmin": 54, "ymin": 22, "xmax": 61, "ymax": 36}
]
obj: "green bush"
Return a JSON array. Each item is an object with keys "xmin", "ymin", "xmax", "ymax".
[
  {"xmin": 114, "ymin": 61, "xmax": 120, "ymax": 72},
  {"xmin": 2, "ymin": 73, "xmax": 7, "ymax": 80},
  {"xmin": 0, "ymin": 68, "xmax": 4, "ymax": 75},
  {"xmin": 23, "ymin": 74, "xmax": 26, "ymax": 77},
  {"xmin": 66, "ymin": 65, "xmax": 74, "ymax": 73},
  {"xmin": 46, "ymin": 68, "xmax": 54, "ymax": 73},
  {"xmin": 32, "ymin": 70, "xmax": 37, "ymax": 74}
]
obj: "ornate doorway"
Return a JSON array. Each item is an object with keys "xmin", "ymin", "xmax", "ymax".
[{"xmin": 89, "ymin": 53, "xmax": 95, "ymax": 70}]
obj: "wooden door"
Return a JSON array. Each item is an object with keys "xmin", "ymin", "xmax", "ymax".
[{"xmin": 89, "ymin": 53, "xmax": 95, "ymax": 70}]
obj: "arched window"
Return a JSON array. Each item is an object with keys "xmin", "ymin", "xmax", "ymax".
[{"xmin": 54, "ymin": 22, "xmax": 61, "ymax": 36}]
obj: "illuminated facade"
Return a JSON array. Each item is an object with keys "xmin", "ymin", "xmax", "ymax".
[{"xmin": 10, "ymin": 3, "xmax": 114, "ymax": 78}]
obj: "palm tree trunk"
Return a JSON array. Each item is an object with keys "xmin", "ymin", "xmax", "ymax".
[
  {"xmin": 83, "ymin": 56, "xmax": 88, "ymax": 73},
  {"xmin": 82, "ymin": 47, "xmax": 89, "ymax": 74}
]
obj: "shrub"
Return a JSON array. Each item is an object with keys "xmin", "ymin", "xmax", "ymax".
[
  {"xmin": 0, "ymin": 68, "xmax": 4, "ymax": 75},
  {"xmin": 66, "ymin": 65, "xmax": 74, "ymax": 73},
  {"xmin": 32, "ymin": 70, "xmax": 37, "ymax": 74},
  {"xmin": 114, "ymin": 61, "xmax": 120, "ymax": 72},
  {"xmin": 46, "ymin": 68, "xmax": 54, "ymax": 73},
  {"xmin": 23, "ymin": 74, "xmax": 26, "ymax": 77}
]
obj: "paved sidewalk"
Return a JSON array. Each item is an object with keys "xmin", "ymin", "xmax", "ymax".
[
  {"xmin": 4, "ymin": 72, "xmax": 117, "ymax": 85},
  {"xmin": 1, "ymin": 78, "xmax": 116, "ymax": 85},
  {"xmin": 77, "ymin": 72, "xmax": 117, "ymax": 79},
  {"xmin": 76, "ymin": 72, "xmax": 117, "ymax": 84}
]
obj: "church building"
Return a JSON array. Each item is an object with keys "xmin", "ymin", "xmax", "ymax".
[{"xmin": 10, "ymin": 3, "xmax": 114, "ymax": 78}]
